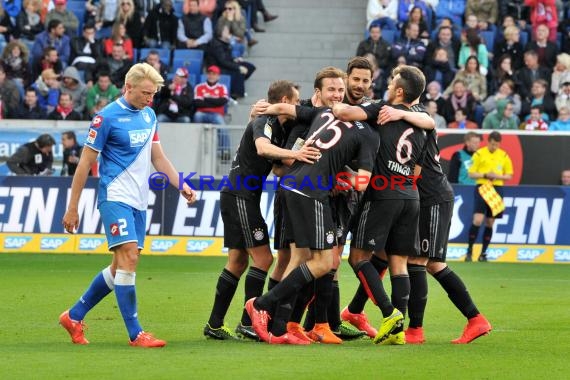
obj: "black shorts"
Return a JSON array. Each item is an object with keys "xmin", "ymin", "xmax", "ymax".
[
  {"xmin": 330, "ymin": 193, "xmax": 351, "ymax": 246},
  {"xmin": 273, "ymin": 189, "xmax": 290, "ymax": 250},
  {"xmin": 220, "ymin": 192, "xmax": 269, "ymax": 249},
  {"xmin": 415, "ymin": 201, "xmax": 453, "ymax": 262},
  {"xmin": 473, "ymin": 185, "xmax": 504, "ymax": 218},
  {"xmin": 351, "ymin": 199, "xmax": 420, "ymax": 256},
  {"xmin": 283, "ymin": 190, "xmax": 335, "ymax": 250}
]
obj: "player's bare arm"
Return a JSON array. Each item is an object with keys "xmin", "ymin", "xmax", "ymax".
[
  {"xmin": 249, "ymin": 99, "xmax": 271, "ymax": 122},
  {"xmin": 331, "ymin": 102, "xmax": 368, "ymax": 121},
  {"xmin": 151, "ymin": 143, "xmax": 197, "ymax": 204},
  {"xmin": 261, "ymin": 103, "xmax": 297, "ymax": 117},
  {"xmin": 254, "ymin": 137, "xmax": 319, "ymax": 164},
  {"xmin": 377, "ymin": 105, "xmax": 435, "ymax": 129},
  {"xmin": 62, "ymin": 146, "xmax": 99, "ymax": 233}
]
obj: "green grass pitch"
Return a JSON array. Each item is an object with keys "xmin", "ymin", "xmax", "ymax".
[{"xmin": 0, "ymin": 253, "xmax": 569, "ymax": 379}]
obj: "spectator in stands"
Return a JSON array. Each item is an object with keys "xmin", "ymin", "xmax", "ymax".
[
  {"xmin": 448, "ymin": 107, "xmax": 479, "ymax": 129},
  {"xmin": 98, "ymin": 0, "xmax": 120, "ymax": 29},
  {"xmin": 392, "ymin": 22, "xmax": 426, "ymax": 69},
  {"xmin": 527, "ymin": 0, "xmax": 558, "ymax": 42},
  {"xmin": 178, "ymin": 0, "xmax": 213, "ymax": 50},
  {"xmin": 464, "ymin": 14, "xmax": 479, "ymax": 31},
  {"xmin": 522, "ymin": 79, "xmax": 556, "ymax": 120},
  {"xmin": 500, "ymin": 1, "xmax": 530, "ymax": 31},
  {"xmin": 561, "ymin": 169, "xmax": 570, "ymax": 185},
  {"xmin": 104, "ymin": 22, "xmax": 134, "ymax": 61},
  {"xmin": 0, "ymin": 62, "xmax": 21, "ymax": 118},
  {"xmin": 143, "ymin": 0, "xmax": 179, "ymax": 49},
  {"xmin": 86, "ymin": 72, "xmax": 120, "ymax": 117},
  {"xmin": 7, "ymin": 133, "xmax": 55, "ymax": 176},
  {"xmin": 246, "ymin": 0, "xmax": 278, "ymax": 33},
  {"xmin": 60, "ymin": 130, "xmax": 84, "ymax": 176},
  {"xmin": 493, "ymin": 25, "xmax": 524, "ymax": 71},
  {"xmin": 45, "ymin": 0, "xmax": 79, "ymax": 37},
  {"xmin": 400, "ymin": 5, "xmax": 430, "ymax": 41},
  {"xmin": 88, "ymin": 43, "xmax": 133, "ymax": 88},
  {"xmin": 398, "ymin": 0, "xmax": 429, "ymax": 25},
  {"xmin": 48, "ymin": 92, "xmax": 82, "ymax": 120},
  {"xmin": 363, "ymin": 53, "xmax": 384, "ymax": 99},
  {"xmin": 521, "ymin": 104, "xmax": 549, "ymax": 130},
  {"xmin": 60, "ymin": 66, "xmax": 87, "ymax": 116},
  {"xmin": 215, "ymin": 0, "xmax": 250, "ymax": 55},
  {"xmin": 443, "ymin": 79, "xmax": 478, "ymax": 123},
  {"xmin": 484, "ymin": 79, "xmax": 522, "ymax": 115},
  {"xmin": 356, "ymin": 24, "xmax": 391, "ymax": 71},
  {"xmin": 482, "ymin": 99, "xmax": 520, "ymax": 129},
  {"xmin": 515, "ymin": 50, "xmax": 551, "ymax": 101},
  {"xmin": 446, "ymin": 56, "xmax": 487, "ymax": 102},
  {"xmin": 0, "ymin": 2, "xmax": 15, "ymax": 43},
  {"xmin": 551, "ymin": 53, "xmax": 570, "ymax": 95},
  {"xmin": 32, "ymin": 68, "xmax": 60, "ymax": 114},
  {"xmin": 1, "ymin": 40, "xmax": 29, "ymax": 88},
  {"xmin": 366, "ymin": 0, "xmax": 398, "ymax": 30},
  {"xmin": 423, "ymin": 80, "xmax": 446, "ymax": 114},
  {"xmin": 84, "ymin": 0, "xmax": 102, "ymax": 30},
  {"xmin": 14, "ymin": 87, "xmax": 47, "ymax": 119},
  {"xmin": 2, "ymin": 0, "xmax": 21, "ymax": 21},
  {"xmin": 425, "ymin": 25, "xmax": 461, "ymax": 70},
  {"xmin": 424, "ymin": 47, "xmax": 455, "ymax": 90},
  {"xmin": 32, "ymin": 46, "xmax": 63, "ymax": 81},
  {"xmin": 525, "ymin": 23, "xmax": 558, "ymax": 68},
  {"xmin": 117, "ymin": 0, "xmax": 143, "ymax": 48},
  {"xmin": 435, "ymin": 0, "xmax": 465, "ymax": 27},
  {"xmin": 193, "ymin": 64, "xmax": 229, "ymax": 124},
  {"xmin": 424, "ymin": 99, "xmax": 447, "ymax": 129},
  {"xmin": 16, "ymin": 0, "xmax": 44, "ymax": 43},
  {"xmin": 458, "ymin": 28, "xmax": 489, "ymax": 75},
  {"xmin": 156, "ymin": 67, "xmax": 194, "ymax": 123},
  {"xmin": 141, "ymin": 49, "xmax": 169, "ymax": 80},
  {"xmin": 466, "ymin": 0, "xmax": 498, "ymax": 31},
  {"xmin": 134, "ymin": 0, "xmax": 154, "ymax": 22},
  {"xmin": 70, "ymin": 23, "xmax": 104, "ymax": 73},
  {"xmin": 32, "ymin": 19, "xmax": 70, "ymax": 66},
  {"xmin": 491, "ymin": 55, "xmax": 516, "ymax": 94},
  {"xmin": 448, "ymin": 131, "xmax": 482, "ymax": 184},
  {"xmin": 207, "ymin": 26, "xmax": 255, "ymax": 99},
  {"xmin": 550, "ymin": 106, "xmax": 570, "ymax": 130},
  {"xmin": 555, "ymin": 81, "xmax": 570, "ymax": 112}
]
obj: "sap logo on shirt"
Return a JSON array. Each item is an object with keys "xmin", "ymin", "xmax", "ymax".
[
  {"xmin": 129, "ymin": 129, "xmax": 152, "ymax": 147},
  {"xmin": 486, "ymin": 248, "xmax": 509, "ymax": 260},
  {"xmin": 517, "ymin": 248, "xmax": 544, "ymax": 261},
  {"xmin": 151, "ymin": 239, "xmax": 177, "ymax": 252},
  {"xmin": 79, "ymin": 237, "xmax": 106, "ymax": 250},
  {"xmin": 41, "ymin": 237, "xmax": 68, "ymax": 250},
  {"xmin": 4, "ymin": 236, "xmax": 32, "ymax": 249},
  {"xmin": 554, "ymin": 249, "xmax": 570, "ymax": 262},
  {"xmin": 186, "ymin": 240, "xmax": 214, "ymax": 253}
]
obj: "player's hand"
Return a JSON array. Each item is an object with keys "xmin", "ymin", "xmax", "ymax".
[
  {"xmin": 378, "ymin": 105, "xmax": 404, "ymax": 125},
  {"xmin": 180, "ymin": 182, "xmax": 197, "ymax": 204},
  {"xmin": 295, "ymin": 144, "xmax": 321, "ymax": 164},
  {"xmin": 251, "ymin": 99, "xmax": 270, "ymax": 116},
  {"xmin": 62, "ymin": 209, "xmax": 79, "ymax": 233}
]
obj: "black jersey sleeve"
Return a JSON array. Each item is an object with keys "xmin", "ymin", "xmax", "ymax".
[
  {"xmin": 355, "ymin": 123, "xmax": 380, "ymax": 172},
  {"xmin": 251, "ymin": 116, "xmax": 272, "ymax": 142},
  {"xmin": 285, "ymin": 123, "xmax": 309, "ymax": 150},
  {"xmin": 295, "ymin": 105, "xmax": 323, "ymax": 124},
  {"xmin": 357, "ymin": 101, "xmax": 382, "ymax": 125}
]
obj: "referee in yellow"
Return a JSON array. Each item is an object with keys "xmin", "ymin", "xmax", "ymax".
[{"xmin": 466, "ymin": 131, "xmax": 513, "ymax": 262}]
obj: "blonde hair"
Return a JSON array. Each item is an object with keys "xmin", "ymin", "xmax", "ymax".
[
  {"xmin": 314, "ymin": 66, "xmax": 347, "ymax": 90},
  {"xmin": 504, "ymin": 25, "xmax": 520, "ymax": 40},
  {"xmin": 125, "ymin": 63, "xmax": 165, "ymax": 89},
  {"xmin": 117, "ymin": 0, "xmax": 135, "ymax": 22},
  {"xmin": 557, "ymin": 53, "xmax": 570, "ymax": 70},
  {"xmin": 226, "ymin": 0, "xmax": 242, "ymax": 21}
]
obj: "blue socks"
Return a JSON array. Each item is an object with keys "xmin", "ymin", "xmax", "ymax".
[
  {"xmin": 69, "ymin": 266, "xmax": 114, "ymax": 321},
  {"xmin": 114, "ymin": 270, "xmax": 143, "ymax": 341}
]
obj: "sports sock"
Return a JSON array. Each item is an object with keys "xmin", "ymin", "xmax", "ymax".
[
  {"xmin": 267, "ymin": 277, "xmax": 279, "ymax": 291},
  {"xmin": 407, "ymin": 264, "xmax": 427, "ymax": 328},
  {"xmin": 114, "ymin": 270, "xmax": 143, "ymax": 341},
  {"xmin": 433, "ymin": 267, "xmax": 479, "ymax": 319},
  {"xmin": 353, "ymin": 261, "xmax": 394, "ymax": 317},
  {"xmin": 481, "ymin": 227, "xmax": 493, "ymax": 256},
  {"xmin": 241, "ymin": 267, "xmax": 267, "ymax": 326},
  {"xmin": 255, "ymin": 263, "xmax": 314, "ymax": 313},
  {"xmin": 292, "ymin": 281, "xmax": 314, "ymax": 324},
  {"xmin": 271, "ymin": 294, "xmax": 297, "ymax": 336},
  {"xmin": 390, "ymin": 274, "xmax": 410, "ymax": 318},
  {"xmin": 69, "ymin": 266, "xmax": 114, "ymax": 321},
  {"xmin": 347, "ymin": 255, "xmax": 388, "ymax": 314},
  {"xmin": 468, "ymin": 224, "xmax": 480, "ymax": 252},
  {"xmin": 314, "ymin": 270, "xmax": 335, "ymax": 324},
  {"xmin": 328, "ymin": 280, "xmax": 341, "ymax": 330},
  {"xmin": 303, "ymin": 283, "xmax": 315, "ymax": 331},
  {"xmin": 208, "ymin": 268, "xmax": 239, "ymax": 328}
]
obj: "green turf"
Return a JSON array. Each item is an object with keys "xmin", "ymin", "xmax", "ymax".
[{"xmin": 0, "ymin": 254, "xmax": 569, "ymax": 379}]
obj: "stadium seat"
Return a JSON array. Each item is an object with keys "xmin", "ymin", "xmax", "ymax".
[
  {"xmin": 139, "ymin": 47, "xmax": 172, "ymax": 66},
  {"xmin": 519, "ymin": 30, "xmax": 529, "ymax": 49},
  {"xmin": 381, "ymin": 29, "xmax": 396, "ymax": 45},
  {"xmin": 479, "ymin": 30, "xmax": 495, "ymax": 53},
  {"xmin": 173, "ymin": 0, "xmax": 184, "ymax": 17},
  {"xmin": 172, "ymin": 49, "xmax": 204, "ymax": 77}
]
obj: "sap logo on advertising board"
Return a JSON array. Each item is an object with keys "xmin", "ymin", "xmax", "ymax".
[
  {"xmin": 79, "ymin": 238, "xmax": 106, "ymax": 250},
  {"xmin": 554, "ymin": 249, "xmax": 570, "ymax": 262},
  {"xmin": 186, "ymin": 240, "xmax": 214, "ymax": 253},
  {"xmin": 41, "ymin": 238, "xmax": 68, "ymax": 250},
  {"xmin": 446, "ymin": 246, "xmax": 468, "ymax": 260},
  {"xmin": 485, "ymin": 248, "xmax": 509, "ymax": 260},
  {"xmin": 151, "ymin": 239, "xmax": 177, "ymax": 252},
  {"xmin": 517, "ymin": 248, "xmax": 544, "ymax": 261},
  {"xmin": 4, "ymin": 236, "xmax": 32, "ymax": 249}
]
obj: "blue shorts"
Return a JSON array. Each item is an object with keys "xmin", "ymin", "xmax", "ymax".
[{"xmin": 99, "ymin": 201, "xmax": 147, "ymax": 250}]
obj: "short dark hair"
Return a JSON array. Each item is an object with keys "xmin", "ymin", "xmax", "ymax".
[
  {"xmin": 488, "ymin": 131, "xmax": 502, "ymax": 142},
  {"xmin": 48, "ymin": 19, "xmax": 62, "ymax": 32},
  {"xmin": 62, "ymin": 131, "xmax": 77, "ymax": 143},
  {"xmin": 464, "ymin": 131, "xmax": 481, "ymax": 142},
  {"xmin": 368, "ymin": 24, "xmax": 381, "ymax": 32},
  {"xmin": 391, "ymin": 65, "xmax": 426, "ymax": 103},
  {"xmin": 267, "ymin": 80, "xmax": 298, "ymax": 104},
  {"xmin": 36, "ymin": 134, "xmax": 56, "ymax": 148},
  {"xmin": 346, "ymin": 56, "xmax": 373, "ymax": 78},
  {"xmin": 313, "ymin": 66, "xmax": 346, "ymax": 91}
]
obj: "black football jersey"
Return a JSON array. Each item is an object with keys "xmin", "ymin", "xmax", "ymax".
[
  {"xmin": 282, "ymin": 106, "xmax": 379, "ymax": 201},
  {"xmin": 222, "ymin": 115, "xmax": 286, "ymax": 199},
  {"xmin": 358, "ymin": 102, "xmax": 427, "ymax": 200},
  {"xmin": 416, "ymin": 129, "xmax": 454, "ymax": 206}
]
